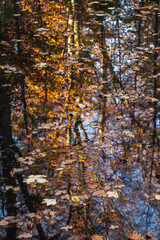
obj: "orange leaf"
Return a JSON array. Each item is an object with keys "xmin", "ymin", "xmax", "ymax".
[{"xmin": 88, "ymin": 183, "xmax": 98, "ymax": 189}]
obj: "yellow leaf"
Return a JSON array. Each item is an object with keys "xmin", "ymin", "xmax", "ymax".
[{"xmin": 71, "ymin": 196, "xmax": 80, "ymax": 202}]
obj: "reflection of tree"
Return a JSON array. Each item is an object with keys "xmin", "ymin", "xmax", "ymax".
[
  {"xmin": 0, "ymin": 0, "xmax": 160, "ymax": 238},
  {"xmin": 0, "ymin": 76, "xmax": 46, "ymax": 239}
]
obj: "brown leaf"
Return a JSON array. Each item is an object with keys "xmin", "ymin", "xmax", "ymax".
[
  {"xmin": 61, "ymin": 225, "xmax": 73, "ymax": 231},
  {"xmin": 88, "ymin": 183, "xmax": 98, "ymax": 189},
  {"xmin": 92, "ymin": 190, "xmax": 106, "ymax": 197},
  {"xmin": 91, "ymin": 235, "xmax": 103, "ymax": 240},
  {"xmin": 146, "ymin": 233, "xmax": 153, "ymax": 239},
  {"xmin": 127, "ymin": 231, "xmax": 145, "ymax": 240},
  {"xmin": 17, "ymin": 233, "xmax": 32, "ymax": 238},
  {"xmin": 0, "ymin": 220, "xmax": 8, "ymax": 226}
]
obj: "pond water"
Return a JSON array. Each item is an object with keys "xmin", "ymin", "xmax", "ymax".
[{"xmin": 0, "ymin": 0, "xmax": 160, "ymax": 239}]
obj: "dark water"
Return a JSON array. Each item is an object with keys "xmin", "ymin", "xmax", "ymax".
[{"xmin": 0, "ymin": 0, "xmax": 160, "ymax": 239}]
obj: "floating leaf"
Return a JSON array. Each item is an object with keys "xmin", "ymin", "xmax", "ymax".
[
  {"xmin": 55, "ymin": 190, "xmax": 67, "ymax": 196},
  {"xmin": 55, "ymin": 168, "xmax": 64, "ymax": 171},
  {"xmin": 61, "ymin": 225, "xmax": 73, "ymax": 231},
  {"xmin": 91, "ymin": 235, "xmax": 103, "ymax": 240},
  {"xmin": 17, "ymin": 233, "xmax": 32, "ymax": 239},
  {"xmin": 110, "ymin": 225, "xmax": 119, "ymax": 229},
  {"xmin": 24, "ymin": 175, "xmax": 48, "ymax": 184},
  {"xmin": 35, "ymin": 62, "xmax": 47, "ymax": 68},
  {"xmin": 71, "ymin": 196, "xmax": 80, "ymax": 202},
  {"xmin": 0, "ymin": 220, "xmax": 8, "ymax": 226},
  {"xmin": 42, "ymin": 198, "xmax": 57, "ymax": 206},
  {"xmin": 61, "ymin": 194, "xmax": 70, "ymax": 200},
  {"xmin": 155, "ymin": 194, "xmax": 160, "ymax": 200},
  {"xmin": 88, "ymin": 183, "xmax": 98, "ymax": 189},
  {"xmin": 36, "ymin": 27, "xmax": 47, "ymax": 32},
  {"xmin": 127, "ymin": 231, "xmax": 145, "ymax": 240},
  {"xmin": 92, "ymin": 190, "xmax": 106, "ymax": 197},
  {"xmin": 106, "ymin": 191, "xmax": 119, "ymax": 199}
]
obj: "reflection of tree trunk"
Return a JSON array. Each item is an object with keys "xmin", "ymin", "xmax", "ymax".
[
  {"xmin": 2, "ymin": 151, "xmax": 17, "ymax": 240},
  {"xmin": 0, "ymin": 81, "xmax": 17, "ymax": 238},
  {"xmin": 13, "ymin": 0, "xmax": 28, "ymax": 135},
  {"xmin": 44, "ymin": 72, "xmax": 48, "ymax": 123},
  {"xmin": 73, "ymin": 114, "xmax": 89, "ymax": 144},
  {"xmin": 99, "ymin": 25, "xmax": 108, "ymax": 142},
  {"xmin": 0, "ymin": 81, "xmax": 46, "ymax": 240},
  {"xmin": 153, "ymin": 0, "xmax": 159, "ymax": 141},
  {"xmin": 137, "ymin": 1, "xmax": 144, "ymax": 46},
  {"xmin": 150, "ymin": 1, "xmax": 159, "ymax": 182},
  {"xmin": 37, "ymin": 0, "xmax": 48, "ymax": 123},
  {"xmin": 22, "ymin": 79, "xmax": 29, "ymax": 134},
  {"xmin": 66, "ymin": 0, "xmax": 80, "ymax": 145},
  {"xmin": 73, "ymin": 115, "xmax": 81, "ymax": 144}
]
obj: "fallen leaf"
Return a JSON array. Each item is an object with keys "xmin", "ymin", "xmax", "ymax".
[
  {"xmin": 17, "ymin": 233, "xmax": 32, "ymax": 238},
  {"xmin": 55, "ymin": 168, "xmax": 64, "ymax": 171},
  {"xmin": 61, "ymin": 194, "xmax": 70, "ymax": 200},
  {"xmin": 61, "ymin": 225, "xmax": 73, "ymax": 231},
  {"xmin": 106, "ymin": 191, "xmax": 119, "ymax": 199},
  {"xmin": 110, "ymin": 225, "xmax": 119, "ymax": 229},
  {"xmin": 127, "ymin": 231, "xmax": 145, "ymax": 240},
  {"xmin": 0, "ymin": 220, "xmax": 8, "ymax": 226},
  {"xmin": 144, "ymin": 193, "xmax": 149, "ymax": 198},
  {"xmin": 146, "ymin": 233, "xmax": 153, "ymax": 239},
  {"xmin": 88, "ymin": 183, "xmax": 98, "ymax": 189},
  {"xmin": 91, "ymin": 234, "xmax": 103, "ymax": 240},
  {"xmin": 49, "ymin": 211, "xmax": 57, "ymax": 218},
  {"xmin": 24, "ymin": 175, "xmax": 48, "ymax": 184},
  {"xmin": 71, "ymin": 196, "xmax": 80, "ymax": 202},
  {"xmin": 80, "ymin": 194, "xmax": 90, "ymax": 200},
  {"xmin": 92, "ymin": 190, "xmax": 106, "ymax": 197},
  {"xmin": 55, "ymin": 190, "xmax": 67, "ymax": 196},
  {"xmin": 65, "ymin": 159, "xmax": 76, "ymax": 164},
  {"xmin": 155, "ymin": 194, "xmax": 160, "ymax": 200},
  {"xmin": 42, "ymin": 198, "xmax": 57, "ymax": 206},
  {"xmin": 25, "ymin": 213, "xmax": 36, "ymax": 218},
  {"xmin": 27, "ymin": 221, "xmax": 34, "ymax": 229}
]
